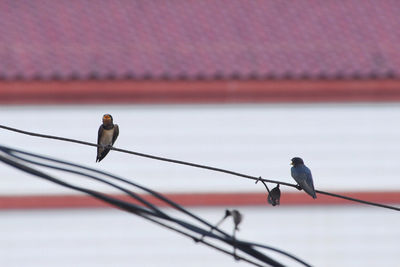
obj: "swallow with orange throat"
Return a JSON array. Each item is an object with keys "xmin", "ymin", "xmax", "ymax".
[{"xmin": 96, "ymin": 114, "xmax": 119, "ymax": 162}]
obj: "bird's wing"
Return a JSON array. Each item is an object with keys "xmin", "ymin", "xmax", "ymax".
[
  {"xmin": 291, "ymin": 167, "xmax": 308, "ymax": 184},
  {"xmin": 304, "ymin": 167, "xmax": 315, "ymax": 187},
  {"xmin": 97, "ymin": 125, "xmax": 104, "ymax": 148},
  {"xmin": 270, "ymin": 186, "xmax": 281, "ymax": 198},
  {"xmin": 300, "ymin": 166, "xmax": 316, "ymax": 198},
  {"xmin": 112, "ymin": 124, "xmax": 119, "ymax": 145},
  {"xmin": 96, "ymin": 125, "xmax": 105, "ymax": 162},
  {"xmin": 292, "ymin": 166, "xmax": 316, "ymax": 195}
]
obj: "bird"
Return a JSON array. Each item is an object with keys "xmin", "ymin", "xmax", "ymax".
[
  {"xmin": 229, "ymin": 209, "xmax": 243, "ymax": 231},
  {"xmin": 198, "ymin": 209, "xmax": 242, "ymax": 241},
  {"xmin": 290, "ymin": 157, "xmax": 317, "ymax": 199},
  {"xmin": 228, "ymin": 209, "xmax": 243, "ymax": 261},
  {"xmin": 268, "ymin": 184, "xmax": 281, "ymax": 206},
  {"xmin": 96, "ymin": 114, "xmax": 119, "ymax": 162},
  {"xmin": 197, "ymin": 209, "xmax": 243, "ymax": 260}
]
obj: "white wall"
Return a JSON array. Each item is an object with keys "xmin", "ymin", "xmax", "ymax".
[
  {"xmin": 0, "ymin": 206, "xmax": 398, "ymax": 267},
  {"xmin": 1, "ymin": 103, "xmax": 399, "ymax": 267},
  {"xmin": 1, "ymin": 103, "xmax": 400, "ymax": 195}
]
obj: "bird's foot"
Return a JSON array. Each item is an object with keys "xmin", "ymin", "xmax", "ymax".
[
  {"xmin": 295, "ymin": 185, "xmax": 302, "ymax": 191},
  {"xmin": 255, "ymin": 176, "xmax": 262, "ymax": 184}
]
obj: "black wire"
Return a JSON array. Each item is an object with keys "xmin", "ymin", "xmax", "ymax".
[
  {"xmin": 2, "ymin": 147, "xmax": 234, "ymax": 241},
  {"xmin": 136, "ymin": 213, "xmax": 269, "ymax": 267},
  {"xmin": 0, "ymin": 153, "xmax": 155, "ymax": 217},
  {"xmin": 0, "ymin": 145, "xmax": 231, "ymax": 239},
  {"xmin": 0, "ymin": 145, "xmax": 303, "ymax": 267},
  {"xmin": 0, "ymin": 124, "xmax": 301, "ymax": 188},
  {"xmin": 315, "ymin": 189, "xmax": 398, "ymax": 211},
  {"xmin": 0, "ymin": 152, "xmax": 276, "ymax": 267},
  {"xmin": 2, "ymin": 147, "xmax": 170, "ymax": 219},
  {"xmin": 0, "ymin": 146, "xmax": 225, "ymax": 237},
  {"xmin": 0, "ymin": 146, "xmax": 311, "ymax": 267},
  {"xmin": 1, "ymin": 124, "xmax": 398, "ymax": 211},
  {"xmin": 242, "ymin": 242, "xmax": 312, "ymax": 267}
]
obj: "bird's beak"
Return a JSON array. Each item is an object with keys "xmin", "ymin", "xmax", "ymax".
[{"xmin": 290, "ymin": 162, "xmax": 293, "ymax": 166}]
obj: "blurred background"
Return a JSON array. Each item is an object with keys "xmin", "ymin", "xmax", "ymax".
[{"xmin": 0, "ymin": 1, "xmax": 399, "ymax": 266}]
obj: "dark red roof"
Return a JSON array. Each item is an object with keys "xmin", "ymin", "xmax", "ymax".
[{"xmin": 0, "ymin": 0, "xmax": 399, "ymax": 80}]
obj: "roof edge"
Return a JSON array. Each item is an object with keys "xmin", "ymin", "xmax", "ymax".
[
  {"xmin": 1, "ymin": 79, "xmax": 400, "ymax": 104},
  {"xmin": 0, "ymin": 71, "xmax": 398, "ymax": 82}
]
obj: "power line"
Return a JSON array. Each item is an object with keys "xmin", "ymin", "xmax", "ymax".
[
  {"xmin": 0, "ymin": 124, "xmax": 295, "ymax": 186},
  {"xmin": 1, "ymin": 124, "xmax": 399, "ymax": 211},
  {"xmin": 0, "ymin": 145, "xmax": 312, "ymax": 267}
]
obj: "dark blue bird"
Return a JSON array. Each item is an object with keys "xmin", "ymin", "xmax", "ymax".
[
  {"xmin": 268, "ymin": 184, "xmax": 281, "ymax": 206},
  {"xmin": 290, "ymin": 157, "xmax": 317, "ymax": 199}
]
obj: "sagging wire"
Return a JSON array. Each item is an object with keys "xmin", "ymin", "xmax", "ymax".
[
  {"xmin": 1, "ymin": 145, "xmax": 230, "ymax": 240},
  {"xmin": 0, "ymin": 145, "xmax": 311, "ymax": 267},
  {"xmin": 1, "ymin": 124, "xmax": 398, "ymax": 211}
]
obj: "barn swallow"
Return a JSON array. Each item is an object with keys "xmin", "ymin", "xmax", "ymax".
[
  {"xmin": 290, "ymin": 157, "xmax": 317, "ymax": 199},
  {"xmin": 229, "ymin": 209, "xmax": 243, "ymax": 231},
  {"xmin": 96, "ymin": 114, "xmax": 119, "ymax": 162},
  {"xmin": 199, "ymin": 209, "xmax": 243, "ymax": 242},
  {"xmin": 268, "ymin": 184, "xmax": 281, "ymax": 206},
  {"xmin": 255, "ymin": 177, "xmax": 281, "ymax": 206},
  {"xmin": 198, "ymin": 209, "xmax": 243, "ymax": 260},
  {"xmin": 228, "ymin": 209, "xmax": 242, "ymax": 261}
]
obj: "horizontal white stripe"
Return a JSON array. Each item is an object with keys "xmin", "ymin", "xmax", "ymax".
[
  {"xmin": 0, "ymin": 206, "xmax": 398, "ymax": 267},
  {"xmin": 1, "ymin": 103, "xmax": 399, "ymax": 195}
]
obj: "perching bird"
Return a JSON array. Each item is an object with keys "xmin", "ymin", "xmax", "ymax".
[
  {"xmin": 199, "ymin": 209, "xmax": 243, "ymax": 241},
  {"xmin": 229, "ymin": 209, "xmax": 243, "ymax": 231},
  {"xmin": 96, "ymin": 114, "xmax": 119, "ymax": 162},
  {"xmin": 228, "ymin": 209, "xmax": 243, "ymax": 261},
  {"xmin": 268, "ymin": 184, "xmax": 281, "ymax": 206},
  {"xmin": 290, "ymin": 157, "xmax": 317, "ymax": 199}
]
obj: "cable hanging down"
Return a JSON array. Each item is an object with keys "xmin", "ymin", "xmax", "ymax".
[
  {"xmin": 0, "ymin": 144, "xmax": 312, "ymax": 267},
  {"xmin": 0, "ymin": 124, "xmax": 399, "ymax": 211}
]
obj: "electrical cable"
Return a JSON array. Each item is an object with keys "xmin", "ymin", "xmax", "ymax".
[
  {"xmin": 1, "ymin": 124, "xmax": 398, "ymax": 211},
  {"xmin": 0, "ymin": 145, "xmax": 312, "ymax": 267}
]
